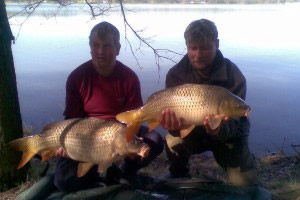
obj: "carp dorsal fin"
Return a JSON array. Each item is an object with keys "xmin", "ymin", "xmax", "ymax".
[
  {"xmin": 207, "ymin": 115, "xmax": 222, "ymax": 130},
  {"xmin": 180, "ymin": 125, "xmax": 195, "ymax": 138},
  {"xmin": 77, "ymin": 163, "xmax": 94, "ymax": 177},
  {"xmin": 41, "ymin": 149, "xmax": 56, "ymax": 161},
  {"xmin": 148, "ymin": 119, "xmax": 160, "ymax": 132}
]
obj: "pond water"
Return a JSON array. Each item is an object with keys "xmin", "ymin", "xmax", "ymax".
[{"xmin": 7, "ymin": 3, "xmax": 300, "ymax": 155}]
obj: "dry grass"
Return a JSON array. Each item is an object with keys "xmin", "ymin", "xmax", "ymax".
[
  {"xmin": 0, "ymin": 180, "xmax": 36, "ymax": 200},
  {"xmin": 257, "ymin": 152, "xmax": 300, "ymax": 199}
]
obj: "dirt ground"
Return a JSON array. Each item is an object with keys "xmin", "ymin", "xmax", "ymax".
[{"xmin": 1, "ymin": 152, "xmax": 300, "ymax": 200}]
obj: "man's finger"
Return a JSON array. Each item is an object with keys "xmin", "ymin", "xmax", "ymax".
[
  {"xmin": 170, "ymin": 110, "xmax": 177, "ymax": 129},
  {"xmin": 164, "ymin": 109, "xmax": 171, "ymax": 129},
  {"xmin": 178, "ymin": 117, "xmax": 184, "ymax": 128}
]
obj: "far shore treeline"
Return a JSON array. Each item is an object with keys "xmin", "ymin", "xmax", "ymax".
[{"xmin": 6, "ymin": 0, "xmax": 300, "ymax": 4}]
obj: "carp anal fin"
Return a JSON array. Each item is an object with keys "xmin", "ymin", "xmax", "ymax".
[
  {"xmin": 207, "ymin": 116, "xmax": 222, "ymax": 130},
  {"xmin": 148, "ymin": 119, "xmax": 160, "ymax": 132},
  {"xmin": 41, "ymin": 149, "xmax": 56, "ymax": 162},
  {"xmin": 126, "ymin": 122, "xmax": 142, "ymax": 143},
  {"xmin": 97, "ymin": 162, "xmax": 111, "ymax": 174},
  {"xmin": 77, "ymin": 163, "xmax": 94, "ymax": 177},
  {"xmin": 180, "ymin": 125, "xmax": 195, "ymax": 138}
]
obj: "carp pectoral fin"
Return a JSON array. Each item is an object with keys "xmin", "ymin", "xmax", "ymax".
[
  {"xmin": 17, "ymin": 151, "xmax": 36, "ymax": 169},
  {"xmin": 207, "ymin": 116, "xmax": 222, "ymax": 130},
  {"xmin": 148, "ymin": 119, "xmax": 160, "ymax": 132},
  {"xmin": 126, "ymin": 122, "xmax": 142, "ymax": 143},
  {"xmin": 41, "ymin": 149, "xmax": 56, "ymax": 161},
  {"xmin": 180, "ymin": 125, "xmax": 195, "ymax": 138},
  {"xmin": 77, "ymin": 163, "xmax": 94, "ymax": 177},
  {"xmin": 97, "ymin": 162, "xmax": 111, "ymax": 174}
]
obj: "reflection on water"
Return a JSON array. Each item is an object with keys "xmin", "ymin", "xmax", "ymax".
[{"xmin": 7, "ymin": 3, "xmax": 300, "ymax": 155}]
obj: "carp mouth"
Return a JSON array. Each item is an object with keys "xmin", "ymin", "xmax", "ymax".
[
  {"xmin": 126, "ymin": 145, "xmax": 150, "ymax": 159},
  {"xmin": 244, "ymin": 107, "xmax": 251, "ymax": 117},
  {"xmin": 137, "ymin": 145, "xmax": 150, "ymax": 158}
]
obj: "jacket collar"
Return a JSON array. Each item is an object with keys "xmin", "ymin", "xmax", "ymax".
[{"xmin": 209, "ymin": 50, "xmax": 228, "ymax": 82}]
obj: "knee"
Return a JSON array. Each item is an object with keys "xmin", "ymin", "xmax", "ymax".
[
  {"xmin": 54, "ymin": 158, "xmax": 79, "ymax": 192},
  {"xmin": 226, "ymin": 167, "xmax": 258, "ymax": 186},
  {"xmin": 143, "ymin": 131, "xmax": 164, "ymax": 157},
  {"xmin": 54, "ymin": 173, "xmax": 72, "ymax": 192}
]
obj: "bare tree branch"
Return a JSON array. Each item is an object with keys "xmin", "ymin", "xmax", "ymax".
[
  {"xmin": 84, "ymin": 0, "xmax": 118, "ymax": 18},
  {"xmin": 8, "ymin": 0, "xmax": 184, "ymax": 73},
  {"xmin": 118, "ymin": 0, "xmax": 183, "ymax": 74},
  {"xmin": 9, "ymin": 0, "xmax": 44, "ymax": 39}
]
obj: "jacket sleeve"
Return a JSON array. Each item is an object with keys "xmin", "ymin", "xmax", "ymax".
[
  {"xmin": 210, "ymin": 67, "xmax": 250, "ymax": 141},
  {"xmin": 166, "ymin": 69, "xmax": 182, "ymax": 88}
]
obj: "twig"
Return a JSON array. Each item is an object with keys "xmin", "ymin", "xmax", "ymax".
[
  {"xmin": 291, "ymin": 144, "xmax": 300, "ymax": 161},
  {"xmin": 118, "ymin": 0, "xmax": 183, "ymax": 74},
  {"xmin": 84, "ymin": 0, "xmax": 119, "ymax": 18},
  {"xmin": 9, "ymin": 0, "xmax": 44, "ymax": 39},
  {"xmin": 9, "ymin": 0, "xmax": 184, "ymax": 74},
  {"xmin": 8, "ymin": 0, "xmax": 76, "ymax": 40},
  {"xmin": 279, "ymin": 137, "xmax": 287, "ymax": 157}
]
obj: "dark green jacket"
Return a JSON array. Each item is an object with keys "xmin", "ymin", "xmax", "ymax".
[{"xmin": 165, "ymin": 50, "xmax": 250, "ymax": 141}]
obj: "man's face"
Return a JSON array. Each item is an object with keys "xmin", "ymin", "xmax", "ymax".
[
  {"xmin": 90, "ymin": 32, "xmax": 120, "ymax": 73},
  {"xmin": 186, "ymin": 39, "xmax": 219, "ymax": 71}
]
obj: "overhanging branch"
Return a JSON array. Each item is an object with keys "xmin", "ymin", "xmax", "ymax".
[{"xmin": 118, "ymin": 0, "xmax": 183, "ymax": 74}]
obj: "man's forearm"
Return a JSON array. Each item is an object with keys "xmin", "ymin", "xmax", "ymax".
[{"xmin": 210, "ymin": 117, "xmax": 250, "ymax": 141}]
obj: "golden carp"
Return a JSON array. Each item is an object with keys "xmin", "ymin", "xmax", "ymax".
[
  {"xmin": 116, "ymin": 84, "xmax": 251, "ymax": 142},
  {"xmin": 7, "ymin": 118, "xmax": 149, "ymax": 177}
]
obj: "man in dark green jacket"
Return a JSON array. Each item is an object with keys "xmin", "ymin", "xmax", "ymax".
[{"xmin": 160, "ymin": 19, "xmax": 257, "ymax": 186}]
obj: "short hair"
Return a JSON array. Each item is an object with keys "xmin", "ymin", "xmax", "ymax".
[
  {"xmin": 89, "ymin": 21, "xmax": 120, "ymax": 46},
  {"xmin": 184, "ymin": 19, "xmax": 218, "ymax": 44}
]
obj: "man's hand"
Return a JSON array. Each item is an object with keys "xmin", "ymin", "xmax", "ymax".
[
  {"xmin": 160, "ymin": 109, "xmax": 184, "ymax": 131},
  {"xmin": 203, "ymin": 116, "xmax": 229, "ymax": 136},
  {"xmin": 55, "ymin": 147, "xmax": 70, "ymax": 158}
]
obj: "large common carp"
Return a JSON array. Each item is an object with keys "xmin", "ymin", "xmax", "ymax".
[
  {"xmin": 116, "ymin": 84, "xmax": 251, "ymax": 142},
  {"xmin": 7, "ymin": 118, "xmax": 150, "ymax": 177}
]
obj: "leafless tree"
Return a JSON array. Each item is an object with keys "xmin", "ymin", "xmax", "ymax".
[{"xmin": 9, "ymin": 0, "xmax": 183, "ymax": 71}]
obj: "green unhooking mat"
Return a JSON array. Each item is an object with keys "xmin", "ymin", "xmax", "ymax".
[{"xmin": 16, "ymin": 175, "xmax": 272, "ymax": 200}]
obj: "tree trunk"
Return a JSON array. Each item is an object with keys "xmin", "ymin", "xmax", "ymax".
[{"xmin": 0, "ymin": 0, "xmax": 28, "ymax": 191}]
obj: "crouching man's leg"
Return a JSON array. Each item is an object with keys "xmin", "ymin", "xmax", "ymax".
[
  {"xmin": 54, "ymin": 157, "xmax": 101, "ymax": 192},
  {"xmin": 212, "ymin": 136, "xmax": 257, "ymax": 186},
  {"xmin": 165, "ymin": 133, "xmax": 191, "ymax": 178}
]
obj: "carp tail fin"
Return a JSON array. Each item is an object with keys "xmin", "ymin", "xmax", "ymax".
[{"xmin": 7, "ymin": 136, "xmax": 41, "ymax": 169}]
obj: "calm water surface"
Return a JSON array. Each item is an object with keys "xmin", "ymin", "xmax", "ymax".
[{"xmin": 7, "ymin": 3, "xmax": 300, "ymax": 155}]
